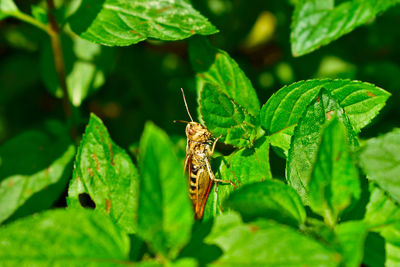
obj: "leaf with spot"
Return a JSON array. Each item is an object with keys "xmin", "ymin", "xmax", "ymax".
[
  {"xmin": 205, "ymin": 212, "xmax": 341, "ymax": 266},
  {"xmin": 199, "ymin": 83, "xmax": 259, "ymax": 148},
  {"xmin": 308, "ymin": 118, "xmax": 360, "ymax": 225},
  {"xmin": 261, "ymin": 79, "xmax": 390, "ymax": 154},
  {"xmin": 69, "ymin": 0, "xmax": 218, "ymax": 46},
  {"xmin": 359, "ymin": 128, "xmax": 400, "ymax": 203},
  {"xmin": 223, "ymin": 180, "xmax": 306, "ymax": 227},
  {"xmin": 287, "ymin": 89, "xmax": 358, "ymax": 204},
  {"xmin": 189, "ymin": 37, "xmax": 260, "ymax": 117},
  {"xmin": 0, "ymin": 209, "xmax": 130, "ymax": 265},
  {"xmin": 137, "ymin": 122, "xmax": 193, "ymax": 258},
  {"xmin": 291, "ymin": 0, "xmax": 400, "ymax": 57},
  {"xmin": 0, "ymin": 122, "xmax": 75, "ymax": 224},
  {"xmin": 67, "ymin": 113, "xmax": 139, "ymax": 233}
]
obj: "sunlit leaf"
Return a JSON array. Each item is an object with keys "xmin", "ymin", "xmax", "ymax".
[
  {"xmin": 69, "ymin": 0, "xmax": 218, "ymax": 46},
  {"xmin": 0, "ymin": 209, "xmax": 130, "ymax": 265},
  {"xmin": 137, "ymin": 122, "xmax": 193, "ymax": 258},
  {"xmin": 0, "ymin": 122, "xmax": 75, "ymax": 223},
  {"xmin": 68, "ymin": 114, "xmax": 139, "ymax": 233},
  {"xmin": 291, "ymin": 0, "xmax": 400, "ymax": 56}
]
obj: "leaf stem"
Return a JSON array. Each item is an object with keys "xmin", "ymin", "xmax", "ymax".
[
  {"xmin": 46, "ymin": 0, "xmax": 72, "ymax": 120},
  {"xmin": 11, "ymin": 11, "xmax": 51, "ymax": 35}
]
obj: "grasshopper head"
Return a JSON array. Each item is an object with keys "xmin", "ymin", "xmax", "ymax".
[{"xmin": 186, "ymin": 122, "xmax": 212, "ymax": 142}]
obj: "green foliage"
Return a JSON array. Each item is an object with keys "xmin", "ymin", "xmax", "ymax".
[
  {"xmin": 68, "ymin": 114, "xmax": 139, "ymax": 233},
  {"xmin": 359, "ymin": 128, "xmax": 400, "ymax": 203},
  {"xmin": 137, "ymin": 122, "xmax": 193, "ymax": 258},
  {"xmin": 261, "ymin": 79, "xmax": 390, "ymax": 154},
  {"xmin": 41, "ymin": 36, "xmax": 115, "ymax": 106},
  {"xmin": 334, "ymin": 221, "xmax": 368, "ymax": 267},
  {"xmin": 0, "ymin": 209, "xmax": 130, "ymax": 265},
  {"xmin": 287, "ymin": 89, "xmax": 358, "ymax": 204},
  {"xmin": 291, "ymin": 0, "xmax": 400, "ymax": 57},
  {"xmin": 0, "ymin": 123, "xmax": 75, "ymax": 223},
  {"xmin": 190, "ymin": 37, "xmax": 261, "ymax": 148},
  {"xmin": 0, "ymin": 0, "xmax": 399, "ymax": 266},
  {"xmin": 308, "ymin": 118, "xmax": 360, "ymax": 226},
  {"xmin": 205, "ymin": 212, "xmax": 341, "ymax": 266},
  {"xmin": 223, "ymin": 180, "xmax": 306, "ymax": 227},
  {"xmin": 69, "ymin": 0, "xmax": 218, "ymax": 46},
  {"xmin": 0, "ymin": 0, "xmax": 18, "ymax": 19}
]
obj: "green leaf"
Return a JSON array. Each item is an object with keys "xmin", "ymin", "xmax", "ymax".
[
  {"xmin": 0, "ymin": 0, "xmax": 18, "ymax": 20},
  {"xmin": 69, "ymin": 0, "xmax": 218, "ymax": 46},
  {"xmin": 287, "ymin": 89, "xmax": 358, "ymax": 204},
  {"xmin": 0, "ymin": 209, "xmax": 130, "ymax": 265},
  {"xmin": 335, "ymin": 221, "xmax": 368, "ymax": 267},
  {"xmin": 261, "ymin": 79, "xmax": 390, "ymax": 153},
  {"xmin": 68, "ymin": 114, "xmax": 139, "ymax": 233},
  {"xmin": 31, "ymin": 5, "xmax": 48, "ymax": 24},
  {"xmin": 199, "ymin": 83, "xmax": 259, "ymax": 148},
  {"xmin": 386, "ymin": 241, "xmax": 400, "ymax": 267},
  {"xmin": 359, "ymin": 128, "xmax": 400, "ymax": 203},
  {"xmin": 206, "ymin": 212, "xmax": 341, "ymax": 266},
  {"xmin": 291, "ymin": 0, "xmax": 400, "ymax": 57},
  {"xmin": 365, "ymin": 183, "xmax": 400, "ymax": 228},
  {"xmin": 189, "ymin": 37, "xmax": 260, "ymax": 116},
  {"xmin": 40, "ymin": 35, "xmax": 115, "ymax": 106},
  {"xmin": 364, "ymin": 184, "xmax": 400, "ymax": 266},
  {"xmin": 308, "ymin": 118, "xmax": 360, "ymax": 225},
  {"xmin": 201, "ymin": 137, "xmax": 271, "ymax": 220},
  {"xmin": 223, "ymin": 180, "xmax": 306, "ymax": 227},
  {"xmin": 137, "ymin": 122, "xmax": 193, "ymax": 258},
  {"xmin": 0, "ymin": 124, "xmax": 75, "ymax": 223},
  {"xmin": 168, "ymin": 258, "xmax": 197, "ymax": 267},
  {"xmin": 224, "ymin": 136, "xmax": 272, "ymax": 183}
]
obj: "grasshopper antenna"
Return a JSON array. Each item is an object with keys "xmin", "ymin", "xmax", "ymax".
[{"xmin": 181, "ymin": 88, "xmax": 194, "ymax": 122}]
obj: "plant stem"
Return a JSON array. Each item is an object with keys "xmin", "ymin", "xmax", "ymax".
[
  {"xmin": 46, "ymin": 0, "xmax": 72, "ymax": 119},
  {"xmin": 11, "ymin": 11, "xmax": 51, "ymax": 35}
]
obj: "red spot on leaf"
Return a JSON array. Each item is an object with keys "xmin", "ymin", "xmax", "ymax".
[
  {"xmin": 157, "ymin": 24, "xmax": 162, "ymax": 29},
  {"xmin": 108, "ymin": 143, "xmax": 114, "ymax": 166},
  {"xmin": 88, "ymin": 168, "xmax": 94, "ymax": 176},
  {"xmin": 105, "ymin": 198, "xmax": 111, "ymax": 214},
  {"xmin": 366, "ymin": 91, "xmax": 376, "ymax": 97},
  {"xmin": 8, "ymin": 181, "xmax": 14, "ymax": 188},
  {"xmin": 216, "ymin": 53, "xmax": 221, "ymax": 59},
  {"xmin": 316, "ymin": 96, "xmax": 320, "ymax": 102},
  {"xmin": 326, "ymin": 110, "xmax": 334, "ymax": 120},
  {"xmin": 156, "ymin": 6, "xmax": 173, "ymax": 13},
  {"xmin": 190, "ymin": 29, "xmax": 195, "ymax": 34},
  {"xmin": 226, "ymin": 81, "xmax": 231, "ymax": 86},
  {"xmin": 139, "ymin": 21, "xmax": 147, "ymax": 25},
  {"xmin": 248, "ymin": 225, "xmax": 259, "ymax": 233},
  {"xmin": 91, "ymin": 153, "xmax": 101, "ymax": 171},
  {"xmin": 336, "ymin": 151, "xmax": 342, "ymax": 161},
  {"xmin": 25, "ymin": 188, "xmax": 32, "ymax": 195},
  {"xmin": 129, "ymin": 30, "xmax": 138, "ymax": 34}
]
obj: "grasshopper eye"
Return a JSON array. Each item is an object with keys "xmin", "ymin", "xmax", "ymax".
[{"xmin": 188, "ymin": 127, "xmax": 195, "ymax": 135}]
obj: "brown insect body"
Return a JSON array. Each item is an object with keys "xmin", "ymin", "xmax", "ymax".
[
  {"xmin": 184, "ymin": 122, "xmax": 216, "ymax": 219},
  {"xmin": 176, "ymin": 89, "xmax": 234, "ymax": 219}
]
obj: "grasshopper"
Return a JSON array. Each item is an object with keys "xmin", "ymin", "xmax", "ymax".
[{"xmin": 175, "ymin": 89, "xmax": 235, "ymax": 219}]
